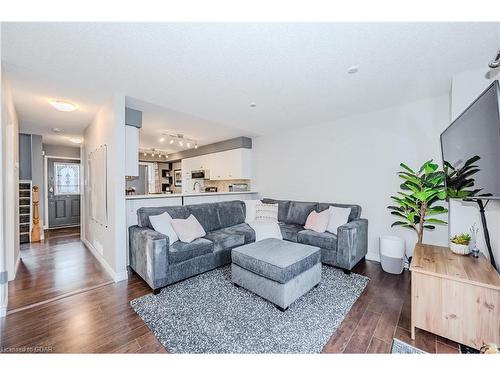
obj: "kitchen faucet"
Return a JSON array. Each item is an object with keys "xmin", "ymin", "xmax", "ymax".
[{"xmin": 193, "ymin": 181, "xmax": 201, "ymax": 192}]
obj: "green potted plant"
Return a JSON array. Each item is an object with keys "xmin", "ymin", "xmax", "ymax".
[
  {"xmin": 387, "ymin": 160, "xmax": 448, "ymax": 244},
  {"xmin": 449, "ymin": 233, "xmax": 471, "ymax": 255}
]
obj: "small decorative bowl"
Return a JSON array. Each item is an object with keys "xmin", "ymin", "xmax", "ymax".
[{"xmin": 450, "ymin": 242, "xmax": 470, "ymax": 255}]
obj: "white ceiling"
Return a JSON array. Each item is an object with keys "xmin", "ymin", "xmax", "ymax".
[
  {"xmin": 126, "ymin": 96, "xmax": 255, "ymax": 152},
  {"xmin": 2, "ymin": 22, "xmax": 500, "ymax": 146}
]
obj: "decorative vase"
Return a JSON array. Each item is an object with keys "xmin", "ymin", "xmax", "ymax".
[{"xmin": 449, "ymin": 242, "xmax": 470, "ymax": 255}]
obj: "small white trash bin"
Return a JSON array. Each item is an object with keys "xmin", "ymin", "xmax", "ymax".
[{"xmin": 379, "ymin": 236, "xmax": 405, "ymax": 274}]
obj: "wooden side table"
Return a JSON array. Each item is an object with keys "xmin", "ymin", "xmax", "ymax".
[{"xmin": 410, "ymin": 244, "xmax": 500, "ymax": 350}]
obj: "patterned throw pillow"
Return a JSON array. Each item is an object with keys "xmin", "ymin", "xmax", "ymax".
[{"xmin": 254, "ymin": 203, "xmax": 279, "ymax": 223}]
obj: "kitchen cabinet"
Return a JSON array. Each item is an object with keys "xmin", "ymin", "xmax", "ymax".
[
  {"xmin": 125, "ymin": 126, "xmax": 139, "ymax": 176},
  {"xmin": 209, "ymin": 149, "xmax": 252, "ymax": 180},
  {"xmin": 182, "ymin": 148, "xmax": 252, "ymax": 181}
]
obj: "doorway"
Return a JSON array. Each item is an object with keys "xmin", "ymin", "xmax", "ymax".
[{"xmin": 47, "ymin": 158, "xmax": 81, "ymax": 228}]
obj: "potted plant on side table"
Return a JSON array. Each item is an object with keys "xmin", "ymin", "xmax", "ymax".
[{"xmin": 449, "ymin": 233, "xmax": 471, "ymax": 255}]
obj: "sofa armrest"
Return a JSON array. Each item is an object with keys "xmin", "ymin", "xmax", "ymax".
[
  {"xmin": 129, "ymin": 225, "xmax": 169, "ymax": 289},
  {"xmin": 336, "ymin": 219, "xmax": 368, "ymax": 270}
]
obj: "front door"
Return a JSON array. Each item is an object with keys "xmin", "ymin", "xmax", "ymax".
[{"xmin": 48, "ymin": 158, "xmax": 81, "ymax": 228}]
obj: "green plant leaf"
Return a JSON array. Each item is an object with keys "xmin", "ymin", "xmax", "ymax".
[
  {"xmin": 399, "ymin": 163, "xmax": 415, "ymax": 174},
  {"xmin": 425, "ymin": 218, "xmax": 447, "ymax": 225}
]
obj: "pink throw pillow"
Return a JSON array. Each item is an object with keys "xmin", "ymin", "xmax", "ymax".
[
  {"xmin": 170, "ymin": 214, "xmax": 206, "ymax": 243},
  {"xmin": 304, "ymin": 209, "xmax": 329, "ymax": 233}
]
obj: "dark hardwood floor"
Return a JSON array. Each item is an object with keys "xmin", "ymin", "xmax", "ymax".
[
  {"xmin": 7, "ymin": 227, "xmax": 112, "ymax": 312},
  {"xmin": 322, "ymin": 260, "xmax": 460, "ymax": 353},
  {"xmin": 1, "ymin": 232, "xmax": 460, "ymax": 353}
]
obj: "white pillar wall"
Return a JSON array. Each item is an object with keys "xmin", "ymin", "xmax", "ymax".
[{"xmin": 0, "ymin": 24, "xmax": 8, "ymax": 317}]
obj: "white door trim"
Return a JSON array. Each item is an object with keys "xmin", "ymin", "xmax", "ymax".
[{"xmin": 44, "ymin": 155, "xmax": 81, "ymax": 230}]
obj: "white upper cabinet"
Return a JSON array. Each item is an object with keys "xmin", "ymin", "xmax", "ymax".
[
  {"xmin": 182, "ymin": 148, "xmax": 252, "ymax": 182},
  {"xmin": 125, "ymin": 126, "xmax": 139, "ymax": 176},
  {"xmin": 208, "ymin": 148, "xmax": 252, "ymax": 180}
]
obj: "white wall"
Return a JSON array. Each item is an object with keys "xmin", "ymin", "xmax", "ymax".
[
  {"xmin": 0, "ymin": 24, "xmax": 7, "ymax": 317},
  {"xmin": 82, "ymin": 94, "xmax": 127, "ymax": 282},
  {"xmin": 449, "ymin": 68, "xmax": 500, "ymax": 270},
  {"xmin": 253, "ymin": 95, "xmax": 451, "ymax": 261},
  {"xmin": 1, "ymin": 74, "xmax": 20, "ymax": 281},
  {"xmin": 43, "ymin": 143, "xmax": 81, "ymax": 159}
]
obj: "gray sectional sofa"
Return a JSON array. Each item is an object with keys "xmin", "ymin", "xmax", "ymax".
[{"xmin": 128, "ymin": 199, "xmax": 368, "ymax": 293}]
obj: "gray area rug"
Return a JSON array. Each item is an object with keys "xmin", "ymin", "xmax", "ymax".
[
  {"xmin": 391, "ymin": 338, "xmax": 426, "ymax": 354},
  {"xmin": 131, "ymin": 265, "xmax": 368, "ymax": 353}
]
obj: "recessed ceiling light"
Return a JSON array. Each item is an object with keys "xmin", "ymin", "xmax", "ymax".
[
  {"xmin": 69, "ymin": 138, "xmax": 82, "ymax": 144},
  {"xmin": 179, "ymin": 141, "xmax": 183, "ymax": 146},
  {"xmin": 250, "ymin": 102, "xmax": 257, "ymax": 108},
  {"xmin": 347, "ymin": 65, "xmax": 359, "ymax": 74},
  {"xmin": 169, "ymin": 139, "xmax": 174, "ymax": 145},
  {"xmin": 52, "ymin": 127, "xmax": 62, "ymax": 133},
  {"xmin": 194, "ymin": 144, "xmax": 198, "ymax": 149},
  {"xmin": 49, "ymin": 100, "xmax": 78, "ymax": 112},
  {"xmin": 159, "ymin": 137, "xmax": 165, "ymax": 143}
]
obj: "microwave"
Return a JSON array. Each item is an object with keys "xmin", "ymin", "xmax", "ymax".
[{"xmin": 191, "ymin": 169, "xmax": 210, "ymax": 179}]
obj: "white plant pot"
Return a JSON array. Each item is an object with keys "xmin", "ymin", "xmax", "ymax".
[{"xmin": 449, "ymin": 242, "xmax": 470, "ymax": 255}]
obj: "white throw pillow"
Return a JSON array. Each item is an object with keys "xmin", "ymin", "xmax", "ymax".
[
  {"xmin": 149, "ymin": 211, "xmax": 178, "ymax": 245},
  {"xmin": 170, "ymin": 214, "xmax": 206, "ymax": 243},
  {"xmin": 248, "ymin": 221, "xmax": 283, "ymax": 242},
  {"xmin": 254, "ymin": 203, "xmax": 279, "ymax": 223},
  {"xmin": 243, "ymin": 199, "xmax": 262, "ymax": 223},
  {"xmin": 326, "ymin": 206, "xmax": 352, "ymax": 234}
]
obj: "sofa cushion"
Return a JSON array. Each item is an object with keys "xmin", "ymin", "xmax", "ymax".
[
  {"xmin": 231, "ymin": 238, "xmax": 321, "ymax": 284},
  {"xmin": 217, "ymin": 201, "xmax": 245, "ymax": 228},
  {"xmin": 298, "ymin": 229, "xmax": 338, "ymax": 251},
  {"xmin": 286, "ymin": 201, "xmax": 318, "ymax": 226},
  {"xmin": 188, "ymin": 203, "xmax": 222, "ymax": 232},
  {"xmin": 279, "ymin": 223, "xmax": 304, "ymax": 242},
  {"xmin": 317, "ymin": 203, "xmax": 361, "ymax": 222},
  {"xmin": 223, "ymin": 223, "xmax": 256, "ymax": 243},
  {"xmin": 261, "ymin": 198, "xmax": 291, "ymax": 223},
  {"xmin": 137, "ymin": 206, "xmax": 190, "ymax": 229},
  {"xmin": 204, "ymin": 229, "xmax": 245, "ymax": 252},
  {"xmin": 169, "ymin": 238, "xmax": 214, "ymax": 264}
]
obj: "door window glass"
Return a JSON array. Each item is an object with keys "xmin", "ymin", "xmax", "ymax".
[{"xmin": 54, "ymin": 162, "xmax": 80, "ymax": 195}]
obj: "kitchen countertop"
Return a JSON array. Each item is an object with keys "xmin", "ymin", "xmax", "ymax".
[{"xmin": 125, "ymin": 191, "xmax": 258, "ymax": 200}]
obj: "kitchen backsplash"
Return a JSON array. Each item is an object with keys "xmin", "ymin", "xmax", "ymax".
[{"xmin": 203, "ymin": 179, "xmax": 251, "ymax": 192}]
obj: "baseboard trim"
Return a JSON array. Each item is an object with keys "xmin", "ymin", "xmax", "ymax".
[
  {"xmin": 8, "ymin": 254, "xmax": 22, "ymax": 281},
  {"xmin": 365, "ymin": 251, "xmax": 380, "ymax": 263},
  {"xmin": 81, "ymin": 238, "xmax": 128, "ymax": 283}
]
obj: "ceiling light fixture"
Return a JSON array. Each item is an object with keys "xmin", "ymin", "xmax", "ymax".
[
  {"xmin": 49, "ymin": 100, "xmax": 78, "ymax": 112},
  {"xmin": 194, "ymin": 144, "xmax": 198, "ymax": 149},
  {"xmin": 169, "ymin": 139, "xmax": 174, "ymax": 144},
  {"xmin": 69, "ymin": 138, "xmax": 83, "ymax": 144},
  {"xmin": 179, "ymin": 141, "xmax": 183, "ymax": 146},
  {"xmin": 159, "ymin": 137, "xmax": 165, "ymax": 143},
  {"xmin": 187, "ymin": 142, "xmax": 191, "ymax": 148},
  {"xmin": 52, "ymin": 127, "xmax": 62, "ymax": 133},
  {"xmin": 347, "ymin": 65, "xmax": 359, "ymax": 74}
]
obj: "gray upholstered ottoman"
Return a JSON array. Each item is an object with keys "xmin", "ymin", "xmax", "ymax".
[{"xmin": 231, "ymin": 238, "xmax": 321, "ymax": 311}]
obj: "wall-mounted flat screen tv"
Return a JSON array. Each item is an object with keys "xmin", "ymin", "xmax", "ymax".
[{"xmin": 441, "ymin": 80, "xmax": 500, "ymax": 200}]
